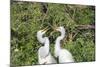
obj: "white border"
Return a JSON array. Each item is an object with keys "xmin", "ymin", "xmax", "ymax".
[
  {"xmin": 0, "ymin": 0, "xmax": 10, "ymax": 67},
  {"xmin": 15, "ymin": 0, "xmax": 95, "ymax": 5},
  {"xmin": 0, "ymin": 0, "xmax": 99, "ymax": 67}
]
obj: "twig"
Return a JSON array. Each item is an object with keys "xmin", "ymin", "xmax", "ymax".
[{"xmin": 75, "ymin": 25, "xmax": 95, "ymax": 30}]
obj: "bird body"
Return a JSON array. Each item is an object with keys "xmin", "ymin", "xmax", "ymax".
[
  {"xmin": 58, "ymin": 49, "xmax": 74, "ymax": 63},
  {"xmin": 38, "ymin": 52, "xmax": 57, "ymax": 64},
  {"xmin": 37, "ymin": 30, "xmax": 57, "ymax": 64},
  {"xmin": 54, "ymin": 26, "xmax": 74, "ymax": 63}
]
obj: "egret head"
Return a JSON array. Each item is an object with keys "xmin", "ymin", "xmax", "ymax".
[
  {"xmin": 37, "ymin": 27, "xmax": 49, "ymax": 36},
  {"xmin": 38, "ymin": 28, "xmax": 48, "ymax": 35},
  {"xmin": 54, "ymin": 26, "xmax": 66, "ymax": 39},
  {"xmin": 37, "ymin": 27, "xmax": 49, "ymax": 44},
  {"xmin": 55, "ymin": 26, "xmax": 65, "ymax": 32},
  {"xmin": 50, "ymin": 26, "xmax": 66, "ymax": 37}
]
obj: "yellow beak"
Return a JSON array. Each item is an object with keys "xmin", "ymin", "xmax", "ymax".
[
  {"xmin": 53, "ymin": 27, "xmax": 58, "ymax": 31},
  {"xmin": 49, "ymin": 25, "xmax": 58, "ymax": 31},
  {"xmin": 41, "ymin": 27, "xmax": 49, "ymax": 33}
]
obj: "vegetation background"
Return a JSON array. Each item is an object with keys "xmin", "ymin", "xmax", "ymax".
[{"xmin": 11, "ymin": 1, "xmax": 95, "ymax": 66}]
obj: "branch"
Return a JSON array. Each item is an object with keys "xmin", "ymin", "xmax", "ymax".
[{"xmin": 76, "ymin": 25, "xmax": 95, "ymax": 30}]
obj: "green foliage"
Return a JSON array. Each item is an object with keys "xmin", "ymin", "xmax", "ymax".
[{"xmin": 11, "ymin": 1, "xmax": 95, "ymax": 66}]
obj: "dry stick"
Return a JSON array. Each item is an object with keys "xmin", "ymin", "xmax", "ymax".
[
  {"xmin": 64, "ymin": 24, "xmax": 95, "ymax": 41},
  {"xmin": 64, "ymin": 5, "xmax": 76, "ymax": 24},
  {"xmin": 69, "ymin": 32, "xmax": 73, "ymax": 42},
  {"xmin": 72, "ymin": 31, "xmax": 79, "ymax": 41},
  {"xmin": 72, "ymin": 24, "xmax": 95, "ymax": 41},
  {"xmin": 41, "ymin": 4, "xmax": 48, "ymax": 23},
  {"xmin": 76, "ymin": 25, "xmax": 95, "ymax": 30},
  {"xmin": 64, "ymin": 5, "xmax": 95, "ymax": 30}
]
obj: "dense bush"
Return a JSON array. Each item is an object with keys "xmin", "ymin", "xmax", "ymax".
[{"xmin": 11, "ymin": 1, "xmax": 95, "ymax": 66}]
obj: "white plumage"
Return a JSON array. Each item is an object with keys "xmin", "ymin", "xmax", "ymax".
[
  {"xmin": 37, "ymin": 29, "xmax": 57, "ymax": 64},
  {"xmin": 54, "ymin": 26, "xmax": 74, "ymax": 63}
]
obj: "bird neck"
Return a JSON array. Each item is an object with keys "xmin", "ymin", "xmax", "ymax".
[
  {"xmin": 44, "ymin": 37, "xmax": 50, "ymax": 53},
  {"xmin": 40, "ymin": 36, "xmax": 45, "ymax": 43},
  {"xmin": 37, "ymin": 34, "xmax": 45, "ymax": 44},
  {"xmin": 55, "ymin": 30, "xmax": 65, "ymax": 52}
]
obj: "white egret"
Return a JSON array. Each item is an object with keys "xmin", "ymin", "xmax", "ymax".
[
  {"xmin": 37, "ymin": 28, "xmax": 57, "ymax": 64},
  {"xmin": 54, "ymin": 26, "xmax": 74, "ymax": 63}
]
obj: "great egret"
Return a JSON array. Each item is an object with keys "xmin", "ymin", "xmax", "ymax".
[
  {"xmin": 54, "ymin": 26, "xmax": 74, "ymax": 63},
  {"xmin": 37, "ymin": 28, "xmax": 57, "ymax": 64}
]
